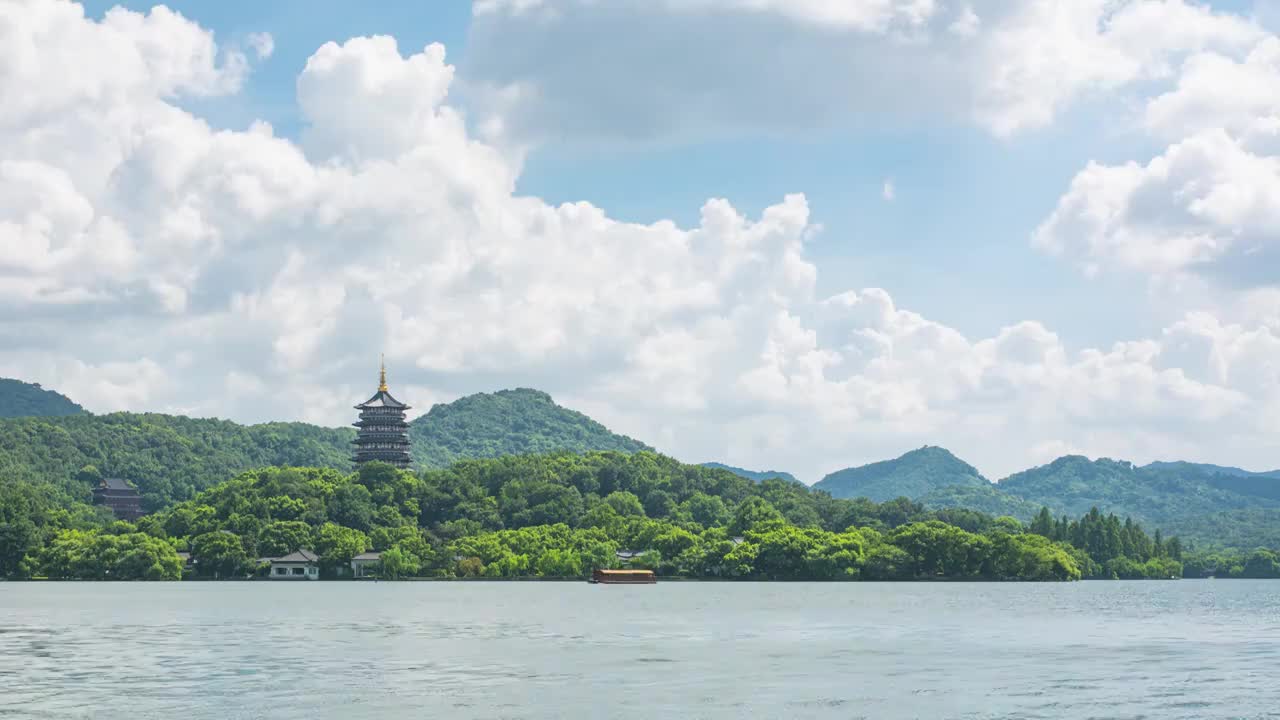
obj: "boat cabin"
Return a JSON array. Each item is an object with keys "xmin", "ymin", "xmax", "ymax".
[{"xmin": 591, "ymin": 568, "xmax": 656, "ymax": 584}]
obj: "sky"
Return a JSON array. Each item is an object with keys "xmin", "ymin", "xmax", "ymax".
[{"xmin": 2, "ymin": 0, "xmax": 1279, "ymax": 482}]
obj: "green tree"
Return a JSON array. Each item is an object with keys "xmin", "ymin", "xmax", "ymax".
[
  {"xmin": 191, "ymin": 531, "xmax": 251, "ymax": 578},
  {"xmin": 681, "ymin": 493, "xmax": 730, "ymax": 528},
  {"xmin": 604, "ymin": 491, "xmax": 645, "ymax": 517},
  {"xmin": 257, "ymin": 520, "xmax": 313, "ymax": 558},
  {"xmin": 328, "ymin": 484, "xmax": 377, "ymax": 531},
  {"xmin": 379, "ymin": 546, "xmax": 419, "ymax": 579},
  {"xmin": 314, "ymin": 523, "xmax": 369, "ymax": 573},
  {"xmin": 728, "ymin": 497, "xmax": 786, "ymax": 536}
]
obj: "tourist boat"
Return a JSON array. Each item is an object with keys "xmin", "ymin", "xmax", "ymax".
[{"xmin": 590, "ymin": 568, "xmax": 656, "ymax": 584}]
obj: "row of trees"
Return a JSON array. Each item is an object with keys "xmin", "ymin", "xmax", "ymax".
[
  {"xmin": 1182, "ymin": 548, "xmax": 1280, "ymax": 579},
  {"xmin": 0, "ymin": 452, "xmax": 1211, "ymax": 581},
  {"xmin": 1027, "ymin": 507, "xmax": 1184, "ymax": 579}
]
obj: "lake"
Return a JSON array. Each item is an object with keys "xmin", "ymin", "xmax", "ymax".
[{"xmin": 1, "ymin": 580, "xmax": 1277, "ymax": 719}]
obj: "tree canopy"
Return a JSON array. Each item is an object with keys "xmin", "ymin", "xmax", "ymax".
[
  {"xmin": 814, "ymin": 446, "xmax": 990, "ymax": 502},
  {"xmin": 408, "ymin": 388, "xmax": 652, "ymax": 468},
  {"xmin": 2, "ymin": 450, "xmax": 1219, "ymax": 582}
]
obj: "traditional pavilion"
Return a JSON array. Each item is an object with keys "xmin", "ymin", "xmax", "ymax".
[
  {"xmin": 352, "ymin": 358, "xmax": 412, "ymax": 469},
  {"xmin": 92, "ymin": 477, "xmax": 145, "ymax": 521}
]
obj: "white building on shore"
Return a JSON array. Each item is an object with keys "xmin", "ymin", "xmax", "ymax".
[{"xmin": 268, "ymin": 549, "xmax": 319, "ymax": 580}]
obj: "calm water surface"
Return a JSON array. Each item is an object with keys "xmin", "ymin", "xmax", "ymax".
[{"xmin": 1, "ymin": 580, "xmax": 1278, "ymax": 719}]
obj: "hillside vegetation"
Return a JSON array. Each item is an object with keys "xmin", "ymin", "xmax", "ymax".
[
  {"xmin": 0, "ymin": 378, "xmax": 85, "ymax": 418},
  {"xmin": 10, "ymin": 451, "xmax": 1187, "ymax": 582},
  {"xmin": 0, "ymin": 388, "xmax": 659, "ymax": 512},
  {"xmin": 997, "ymin": 456, "xmax": 1280, "ymax": 528},
  {"xmin": 814, "ymin": 446, "xmax": 991, "ymax": 502},
  {"xmin": 0, "ymin": 413, "xmax": 354, "ymax": 511},
  {"xmin": 3, "ymin": 380, "xmax": 1279, "ymax": 552},
  {"xmin": 409, "ymin": 389, "xmax": 652, "ymax": 468}
]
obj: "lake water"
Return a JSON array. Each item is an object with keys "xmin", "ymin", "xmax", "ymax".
[{"xmin": 1, "ymin": 580, "xmax": 1278, "ymax": 719}]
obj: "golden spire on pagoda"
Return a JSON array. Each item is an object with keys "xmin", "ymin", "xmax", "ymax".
[{"xmin": 378, "ymin": 354, "xmax": 388, "ymax": 393}]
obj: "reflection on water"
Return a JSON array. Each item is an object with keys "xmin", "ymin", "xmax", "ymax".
[{"xmin": 1, "ymin": 581, "xmax": 1278, "ymax": 719}]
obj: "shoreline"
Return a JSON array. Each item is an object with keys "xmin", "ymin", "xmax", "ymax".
[{"xmin": 8, "ymin": 575, "xmax": 1217, "ymax": 583}]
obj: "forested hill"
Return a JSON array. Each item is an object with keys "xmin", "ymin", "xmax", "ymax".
[
  {"xmin": 814, "ymin": 446, "xmax": 990, "ymax": 501},
  {"xmin": 700, "ymin": 462, "xmax": 800, "ymax": 484},
  {"xmin": 1143, "ymin": 461, "xmax": 1280, "ymax": 502},
  {"xmin": 0, "ymin": 413, "xmax": 354, "ymax": 511},
  {"xmin": 996, "ymin": 456, "xmax": 1280, "ymax": 528},
  {"xmin": 0, "ymin": 388, "xmax": 656, "ymax": 512},
  {"xmin": 408, "ymin": 388, "xmax": 652, "ymax": 468},
  {"xmin": 801, "ymin": 449, "xmax": 1280, "ymax": 549},
  {"xmin": 14, "ymin": 452, "xmax": 1165, "ymax": 582},
  {"xmin": 0, "ymin": 378, "xmax": 85, "ymax": 418}
]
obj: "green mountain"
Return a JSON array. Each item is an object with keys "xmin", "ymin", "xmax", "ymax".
[
  {"xmin": 917, "ymin": 483, "xmax": 1044, "ymax": 520},
  {"xmin": 0, "ymin": 388, "xmax": 656, "ymax": 512},
  {"xmin": 700, "ymin": 462, "xmax": 799, "ymax": 484},
  {"xmin": 996, "ymin": 456, "xmax": 1280, "ymax": 529},
  {"xmin": 813, "ymin": 446, "xmax": 991, "ymax": 502},
  {"xmin": 1143, "ymin": 461, "xmax": 1280, "ymax": 502},
  {"xmin": 0, "ymin": 412, "xmax": 354, "ymax": 511},
  {"xmin": 408, "ymin": 388, "xmax": 652, "ymax": 468},
  {"xmin": 0, "ymin": 378, "xmax": 86, "ymax": 418}
]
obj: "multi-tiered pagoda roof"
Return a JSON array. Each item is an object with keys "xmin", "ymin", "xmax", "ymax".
[{"xmin": 352, "ymin": 360, "xmax": 412, "ymax": 469}]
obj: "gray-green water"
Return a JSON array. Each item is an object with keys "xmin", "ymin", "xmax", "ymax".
[{"xmin": 1, "ymin": 581, "xmax": 1278, "ymax": 719}]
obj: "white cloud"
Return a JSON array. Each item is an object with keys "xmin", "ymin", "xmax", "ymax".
[
  {"xmin": 1145, "ymin": 37, "xmax": 1280, "ymax": 140},
  {"xmin": 246, "ymin": 32, "xmax": 274, "ymax": 60},
  {"xmin": 1037, "ymin": 29, "xmax": 1280, "ymax": 288},
  {"xmin": 1, "ymin": 2, "xmax": 1278, "ymax": 482},
  {"xmin": 464, "ymin": 0, "xmax": 1264, "ymax": 143},
  {"xmin": 882, "ymin": 180, "xmax": 896, "ymax": 201}
]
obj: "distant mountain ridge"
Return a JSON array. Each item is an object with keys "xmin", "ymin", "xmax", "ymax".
[
  {"xmin": 807, "ymin": 448, "xmax": 1280, "ymax": 548},
  {"xmin": 0, "ymin": 378, "xmax": 86, "ymax": 419},
  {"xmin": 1143, "ymin": 461, "xmax": 1280, "ymax": 480},
  {"xmin": 700, "ymin": 462, "xmax": 799, "ymax": 484},
  {"xmin": 996, "ymin": 455, "xmax": 1280, "ymax": 525},
  {"xmin": 813, "ymin": 446, "xmax": 990, "ymax": 502}
]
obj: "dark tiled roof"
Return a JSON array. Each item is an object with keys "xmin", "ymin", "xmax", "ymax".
[
  {"xmin": 354, "ymin": 390, "xmax": 409, "ymax": 410},
  {"xmin": 272, "ymin": 549, "xmax": 319, "ymax": 563},
  {"xmin": 99, "ymin": 477, "xmax": 134, "ymax": 491}
]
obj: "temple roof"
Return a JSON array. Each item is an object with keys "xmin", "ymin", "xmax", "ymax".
[
  {"xmin": 272, "ymin": 549, "xmax": 319, "ymax": 563},
  {"xmin": 354, "ymin": 390, "xmax": 410, "ymax": 410},
  {"xmin": 98, "ymin": 477, "xmax": 134, "ymax": 491}
]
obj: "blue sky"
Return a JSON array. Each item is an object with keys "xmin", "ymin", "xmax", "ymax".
[{"xmin": 6, "ymin": 0, "xmax": 1280, "ymax": 479}]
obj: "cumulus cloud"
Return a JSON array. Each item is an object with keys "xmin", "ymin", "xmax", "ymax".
[
  {"xmin": 464, "ymin": 0, "xmax": 1263, "ymax": 143},
  {"xmin": 1036, "ymin": 30, "xmax": 1280, "ymax": 288},
  {"xmin": 1, "ymin": 1, "xmax": 1278, "ymax": 481}
]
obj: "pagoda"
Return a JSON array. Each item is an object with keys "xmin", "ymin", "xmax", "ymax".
[{"xmin": 352, "ymin": 358, "xmax": 413, "ymax": 469}]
